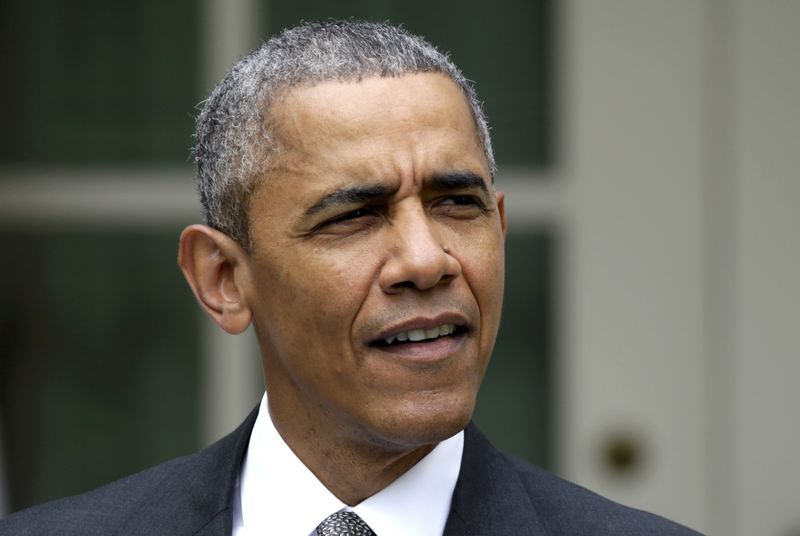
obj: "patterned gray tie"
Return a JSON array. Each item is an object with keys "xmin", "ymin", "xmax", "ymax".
[{"xmin": 316, "ymin": 510, "xmax": 376, "ymax": 536}]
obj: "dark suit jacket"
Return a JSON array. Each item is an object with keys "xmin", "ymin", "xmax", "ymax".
[{"xmin": 0, "ymin": 408, "xmax": 701, "ymax": 535}]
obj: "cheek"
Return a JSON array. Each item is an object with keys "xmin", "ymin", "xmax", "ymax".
[
  {"xmin": 459, "ymin": 232, "xmax": 506, "ymax": 321},
  {"xmin": 454, "ymin": 221, "xmax": 505, "ymax": 271},
  {"xmin": 283, "ymin": 246, "xmax": 380, "ymax": 334}
]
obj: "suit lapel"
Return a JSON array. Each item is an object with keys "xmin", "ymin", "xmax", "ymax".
[{"xmin": 444, "ymin": 424, "xmax": 548, "ymax": 536}]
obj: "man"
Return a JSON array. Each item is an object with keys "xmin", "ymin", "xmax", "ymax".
[{"xmin": 0, "ymin": 20, "xmax": 700, "ymax": 535}]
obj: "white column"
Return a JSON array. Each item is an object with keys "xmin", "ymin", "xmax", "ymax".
[
  {"xmin": 202, "ymin": 0, "xmax": 264, "ymax": 90},
  {"xmin": 199, "ymin": 0, "xmax": 265, "ymax": 444},
  {"xmin": 732, "ymin": 2, "xmax": 800, "ymax": 534},
  {"xmin": 702, "ymin": 2, "xmax": 739, "ymax": 534},
  {"xmin": 559, "ymin": 1, "xmax": 707, "ymax": 531}
]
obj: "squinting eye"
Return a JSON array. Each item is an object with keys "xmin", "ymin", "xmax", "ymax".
[
  {"xmin": 440, "ymin": 195, "xmax": 484, "ymax": 208},
  {"xmin": 446, "ymin": 196, "xmax": 477, "ymax": 205},
  {"xmin": 322, "ymin": 208, "xmax": 376, "ymax": 227}
]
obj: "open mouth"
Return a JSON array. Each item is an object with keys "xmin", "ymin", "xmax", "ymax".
[{"xmin": 371, "ymin": 323, "xmax": 468, "ymax": 348}]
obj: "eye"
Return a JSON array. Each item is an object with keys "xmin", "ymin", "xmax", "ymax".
[
  {"xmin": 433, "ymin": 194, "xmax": 488, "ymax": 220},
  {"xmin": 316, "ymin": 207, "xmax": 379, "ymax": 231},
  {"xmin": 439, "ymin": 195, "xmax": 483, "ymax": 207},
  {"xmin": 437, "ymin": 194, "xmax": 487, "ymax": 211}
]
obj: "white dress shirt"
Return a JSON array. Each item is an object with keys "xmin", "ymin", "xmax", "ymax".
[{"xmin": 232, "ymin": 393, "xmax": 463, "ymax": 536}]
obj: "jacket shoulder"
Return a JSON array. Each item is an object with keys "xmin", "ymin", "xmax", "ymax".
[
  {"xmin": 504, "ymin": 453, "xmax": 702, "ymax": 535},
  {"xmin": 450, "ymin": 424, "xmax": 703, "ymax": 535},
  {"xmin": 0, "ymin": 408, "xmax": 257, "ymax": 536},
  {"xmin": 1, "ymin": 453, "xmax": 203, "ymax": 535}
]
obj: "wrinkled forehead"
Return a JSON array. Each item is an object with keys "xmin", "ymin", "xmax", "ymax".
[{"xmin": 266, "ymin": 73, "xmax": 483, "ymax": 158}]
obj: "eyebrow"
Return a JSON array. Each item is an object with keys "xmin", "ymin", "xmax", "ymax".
[
  {"xmin": 304, "ymin": 183, "xmax": 395, "ymax": 218},
  {"xmin": 428, "ymin": 171, "xmax": 490, "ymax": 195},
  {"xmin": 303, "ymin": 170, "xmax": 490, "ymax": 219}
]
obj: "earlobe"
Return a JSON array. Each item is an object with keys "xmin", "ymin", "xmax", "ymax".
[{"xmin": 178, "ymin": 224, "xmax": 252, "ymax": 334}]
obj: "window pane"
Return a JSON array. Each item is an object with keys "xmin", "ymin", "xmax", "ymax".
[
  {"xmin": 0, "ymin": 0, "xmax": 201, "ymax": 165},
  {"xmin": 0, "ymin": 230, "xmax": 201, "ymax": 511}
]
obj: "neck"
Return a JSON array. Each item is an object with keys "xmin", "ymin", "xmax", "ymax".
[{"xmin": 267, "ymin": 399, "xmax": 437, "ymax": 505}]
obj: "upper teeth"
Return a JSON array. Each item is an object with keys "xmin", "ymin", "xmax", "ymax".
[{"xmin": 384, "ymin": 324, "xmax": 456, "ymax": 345}]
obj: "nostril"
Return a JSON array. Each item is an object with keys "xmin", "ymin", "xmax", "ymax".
[
  {"xmin": 438, "ymin": 273, "xmax": 456, "ymax": 285},
  {"xmin": 390, "ymin": 273, "xmax": 456, "ymax": 292}
]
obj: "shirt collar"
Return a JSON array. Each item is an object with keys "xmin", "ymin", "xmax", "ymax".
[{"xmin": 236, "ymin": 393, "xmax": 463, "ymax": 536}]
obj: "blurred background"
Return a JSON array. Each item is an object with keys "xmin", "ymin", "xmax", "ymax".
[{"xmin": 0, "ymin": 1, "xmax": 798, "ymax": 534}]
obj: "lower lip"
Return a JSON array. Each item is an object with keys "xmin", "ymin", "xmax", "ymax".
[{"xmin": 370, "ymin": 333, "xmax": 468, "ymax": 363}]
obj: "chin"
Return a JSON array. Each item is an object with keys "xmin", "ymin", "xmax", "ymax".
[{"xmin": 362, "ymin": 393, "xmax": 476, "ymax": 451}]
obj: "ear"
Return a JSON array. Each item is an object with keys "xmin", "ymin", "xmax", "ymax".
[
  {"xmin": 495, "ymin": 190, "xmax": 508, "ymax": 238},
  {"xmin": 178, "ymin": 224, "xmax": 252, "ymax": 334}
]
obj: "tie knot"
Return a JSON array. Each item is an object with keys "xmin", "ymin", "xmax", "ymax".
[{"xmin": 316, "ymin": 510, "xmax": 376, "ymax": 536}]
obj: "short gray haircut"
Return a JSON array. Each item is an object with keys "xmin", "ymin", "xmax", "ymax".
[{"xmin": 194, "ymin": 19, "xmax": 495, "ymax": 250}]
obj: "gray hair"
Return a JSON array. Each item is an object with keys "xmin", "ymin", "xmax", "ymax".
[{"xmin": 194, "ymin": 19, "xmax": 495, "ymax": 250}]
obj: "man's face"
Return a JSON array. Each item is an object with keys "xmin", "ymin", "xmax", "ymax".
[{"xmin": 241, "ymin": 73, "xmax": 506, "ymax": 451}]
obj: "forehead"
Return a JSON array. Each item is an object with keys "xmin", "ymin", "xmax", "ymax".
[{"xmin": 268, "ymin": 73, "xmax": 487, "ymax": 175}]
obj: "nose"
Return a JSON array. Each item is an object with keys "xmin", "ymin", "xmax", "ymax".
[{"xmin": 378, "ymin": 207, "xmax": 462, "ymax": 293}]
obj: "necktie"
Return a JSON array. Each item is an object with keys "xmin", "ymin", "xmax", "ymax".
[{"xmin": 316, "ymin": 510, "xmax": 376, "ymax": 536}]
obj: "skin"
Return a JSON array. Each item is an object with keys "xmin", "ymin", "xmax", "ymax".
[{"xmin": 179, "ymin": 72, "xmax": 507, "ymax": 505}]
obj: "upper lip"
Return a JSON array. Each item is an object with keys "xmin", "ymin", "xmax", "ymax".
[{"xmin": 370, "ymin": 312, "xmax": 470, "ymax": 345}]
